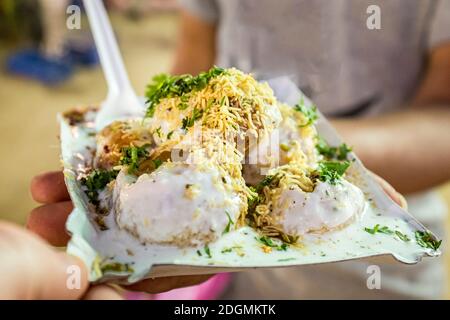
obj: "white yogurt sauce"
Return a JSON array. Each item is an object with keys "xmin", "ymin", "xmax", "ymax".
[
  {"xmin": 113, "ymin": 163, "xmax": 242, "ymax": 246},
  {"xmin": 273, "ymin": 180, "xmax": 366, "ymax": 235}
]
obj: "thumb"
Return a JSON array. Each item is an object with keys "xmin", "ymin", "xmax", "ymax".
[{"xmin": 0, "ymin": 222, "xmax": 89, "ymax": 299}]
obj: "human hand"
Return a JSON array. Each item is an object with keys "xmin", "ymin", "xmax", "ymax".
[
  {"xmin": 27, "ymin": 170, "xmax": 405, "ymax": 296},
  {"xmin": 27, "ymin": 171, "xmax": 213, "ymax": 294},
  {"xmin": 370, "ymin": 172, "xmax": 408, "ymax": 209},
  {"xmin": 0, "ymin": 221, "xmax": 122, "ymax": 300}
]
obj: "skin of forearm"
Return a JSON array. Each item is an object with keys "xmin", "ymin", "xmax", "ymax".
[
  {"xmin": 171, "ymin": 42, "xmax": 214, "ymax": 75},
  {"xmin": 171, "ymin": 12, "xmax": 216, "ymax": 75},
  {"xmin": 332, "ymin": 106, "xmax": 450, "ymax": 194},
  {"xmin": 170, "ymin": 17, "xmax": 450, "ymax": 194}
]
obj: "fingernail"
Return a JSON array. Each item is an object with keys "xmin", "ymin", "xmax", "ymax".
[{"xmin": 398, "ymin": 194, "xmax": 408, "ymax": 210}]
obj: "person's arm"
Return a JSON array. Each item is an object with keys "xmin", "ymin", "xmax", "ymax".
[
  {"xmin": 333, "ymin": 44, "xmax": 450, "ymax": 194},
  {"xmin": 171, "ymin": 10, "xmax": 216, "ymax": 75}
]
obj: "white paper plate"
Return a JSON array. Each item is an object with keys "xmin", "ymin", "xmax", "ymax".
[{"xmin": 61, "ymin": 78, "xmax": 441, "ymax": 284}]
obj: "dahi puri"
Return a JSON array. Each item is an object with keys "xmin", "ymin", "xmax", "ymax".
[{"xmin": 78, "ymin": 67, "xmax": 365, "ymax": 247}]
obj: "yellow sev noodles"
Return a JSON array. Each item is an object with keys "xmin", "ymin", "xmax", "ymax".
[
  {"xmin": 93, "ymin": 68, "xmax": 319, "ymax": 243},
  {"xmin": 149, "ymin": 68, "xmax": 278, "ymax": 140},
  {"xmin": 249, "ymin": 163, "xmax": 316, "ymax": 243}
]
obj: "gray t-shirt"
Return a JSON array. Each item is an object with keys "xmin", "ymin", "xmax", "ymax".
[
  {"xmin": 180, "ymin": 0, "xmax": 450, "ymax": 117},
  {"xmin": 178, "ymin": 0, "xmax": 450, "ymax": 299}
]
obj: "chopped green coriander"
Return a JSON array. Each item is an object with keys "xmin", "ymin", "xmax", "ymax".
[
  {"xmin": 196, "ymin": 250, "xmax": 202, "ymax": 257},
  {"xmin": 317, "ymin": 161, "xmax": 350, "ymax": 185},
  {"xmin": 294, "ymin": 98, "xmax": 318, "ymax": 127},
  {"xmin": 177, "ymin": 94, "xmax": 190, "ymax": 110},
  {"xmin": 364, "ymin": 224, "xmax": 380, "ymax": 234},
  {"xmin": 395, "ymin": 230, "xmax": 410, "ymax": 242},
  {"xmin": 247, "ymin": 192, "xmax": 261, "ymax": 209},
  {"xmin": 315, "ymin": 137, "xmax": 335, "ymax": 158},
  {"xmin": 316, "ymin": 137, "xmax": 352, "ymax": 160},
  {"xmin": 257, "ymin": 236, "xmax": 289, "ymax": 251},
  {"xmin": 222, "ymin": 211, "xmax": 234, "ymax": 234},
  {"xmin": 182, "ymin": 107, "xmax": 203, "ymax": 130},
  {"xmin": 144, "ymin": 73, "xmax": 169, "ymax": 117},
  {"xmin": 221, "ymin": 246, "xmax": 245, "ymax": 256},
  {"xmin": 204, "ymin": 98, "xmax": 215, "ymax": 114},
  {"xmin": 415, "ymin": 230, "xmax": 442, "ymax": 250},
  {"xmin": 364, "ymin": 224, "xmax": 411, "ymax": 243},
  {"xmin": 258, "ymin": 236, "xmax": 275, "ymax": 247},
  {"xmin": 155, "ymin": 126, "xmax": 162, "ymax": 137},
  {"xmin": 180, "ymin": 94, "xmax": 190, "ymax": 102},
  {"xmin": 81, "ymin": 169, "xmax": 119, "ymax": 206},
  {"xmin": 177, "ymin": 102, "xmax": 189, "ymax": 110},
  {"xmin": 377, "ymin": 225, "xmax": 394, "ymax": 235},
  {"xmin": 365, "ymin": 224, "xmax": 394, "ymax": 235},
  {"xmin": 167, "ymin": 130, "xmax": 174, "ymax": 139},
  {"xmin": 152, "ymin": 158, "xmax": 163, "ymax": 169},
  {"xmin": 145, "ymin": 67, "xmax": 226, "ymax": 118},
  {"xmin": 120, "ymin": 145, "xmax": 149, "ymax": 174},
  {"xmin": 204, "ymin": 245, "xmax": 212, "ymax": 258},
  {"xmin": 337, "ymin": 143, "xmax": 352, "ymax": 160},
  {"xmin": 219, "ymin": 96, "xmax": 226, "ymax": 107},
  {"xmin": 248, "ymin": 175, "xmax": 275, "ymax": 209},
  {"xmin": 254, "ymin": 175, "xmax": 275, "ymax": 193}
]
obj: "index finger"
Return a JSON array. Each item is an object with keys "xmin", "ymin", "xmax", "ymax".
[
  {"xmin": 30, "ymin": 171, "xmax": 70, "ymax": 204},
  {"xmin": 125, "ymin": 274, "xmax": 213, "ymax": 294}
]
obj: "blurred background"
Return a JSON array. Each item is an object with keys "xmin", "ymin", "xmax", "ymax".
[
  {"xmin": 0, "ymin": 0, "xmax": 177, "ymax": 220},
  {"xmin": 0, "ymin": 0, "xmax": 449, "ymax": 299}
]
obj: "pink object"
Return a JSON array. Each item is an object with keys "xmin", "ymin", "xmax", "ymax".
[{"xmin": 126, "ymin": 273, "xmax": 231, "ymax": 300}]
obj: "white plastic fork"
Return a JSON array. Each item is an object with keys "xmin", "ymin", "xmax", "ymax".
[{"xmin": 83, "ymin": 0, "xmax": 144, "ymax": 131}]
